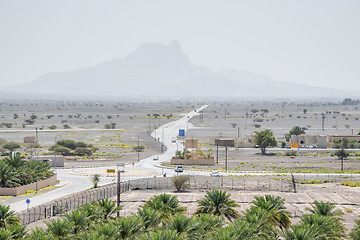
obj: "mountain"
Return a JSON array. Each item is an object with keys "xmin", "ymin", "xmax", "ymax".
[{"xmin": 1, "ymin": 40, "xmax": 357, "ymax": 99}]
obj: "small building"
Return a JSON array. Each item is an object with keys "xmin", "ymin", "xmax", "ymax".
[
  {"xmin": 235, "ymin": 135, "xmax": 256, "ymax": 148},
  {"xmin": 24, "ymin": 136, "xmax": 36, "ymax": 143},
  {"xmin": 171, "ymin": 138, "xmax": 215, "ymax": 165},
  {"xmin": 36, "ymin": 155, "xmax": 64, "ymax": 167},
  {"xmin": 290, "ymin": 135, "xmax": 327, "ymax": 148}
]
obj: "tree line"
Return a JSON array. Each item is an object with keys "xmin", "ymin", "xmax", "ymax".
[{"xmin": 1, "ymin": 190, "xmax": 360, "ymax": 239}]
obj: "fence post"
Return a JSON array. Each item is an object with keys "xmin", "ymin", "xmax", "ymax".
[{"xmin": 269, "ymin": 179, "xmax": 271, "ymax": 190}]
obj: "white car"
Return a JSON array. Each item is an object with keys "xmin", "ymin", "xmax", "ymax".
[
  {"xmin": 153, "ymin": 155, "xmax": 159, "ymax": 161},
  {"xmin": 175, "ymin": 165, "xmax": 184, "ymax": 173},
  {"xmin": 171, "ymin": 139, "xmax": 176, "ymax": 143},
  {"xmin": 210, "ymin": 171, "xmax": 221, "ymax": 177}
]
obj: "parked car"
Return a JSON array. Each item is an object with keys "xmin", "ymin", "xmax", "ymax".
[
  {"xmin": 153, "ymin": 155, "xmax": 159, "ymax": 161},
  {"xmin": 175, "ymin": 165, "xmax": 184, "ymax": 173},
  {"xmin": 210, "ymin": 171, "xmax": 221, "ymax": 177}
]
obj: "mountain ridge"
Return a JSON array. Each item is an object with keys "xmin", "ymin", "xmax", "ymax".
[{"xmin": 1, "ymin": 40, "xmax": 358, "ymax": 99}]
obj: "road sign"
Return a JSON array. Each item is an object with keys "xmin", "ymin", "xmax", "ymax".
[
  {"xmin": 291, "ymin": 143, "xmax": 298, "ymax": 148},
  {"xmin": 106, "ymin": 169, "xmax": 115, "ymax": 174},
  {"xmin": 179, "ymin": 129, "xmax": 185, "ymax": 137},
  {"xmin": 26, "ymin": 199, "xmax": 30, "ymax": 204}
]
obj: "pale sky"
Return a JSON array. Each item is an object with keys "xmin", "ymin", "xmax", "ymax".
[{"xmin": 0, "ymin": 0, "xmax": 359, "ymax": 90}]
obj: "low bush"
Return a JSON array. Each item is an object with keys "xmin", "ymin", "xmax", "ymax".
[
  {"xmin": 341, "ymin": 181, "xmax": 360, "ymax": 187},
  {"xmin": 300, "ymin": 179, "xmax": 322, "ymax": 184},
  {"xmin": 285, "ymin": 150, "xmax": 297, "ymax": 156},
  {"xmin": 171, "ymin": 175, "xmax": 190, "ymax": 192}
]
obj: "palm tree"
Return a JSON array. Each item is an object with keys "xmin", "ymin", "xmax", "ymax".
[
  {"xmin": 0, "ymin": 228, "xmax": 12, "ymax": 240},
  {"xmin": 240, "ymin": 207, "xmax": 278, "ymax": 239},
  {"xmin": 195, "ymin": 190, "xmax": 240, "ymax": 222},
  {"xmin": 95, "ymin": 222, "xmax": 117, "ymax": 239},
  {"xmin": 300, "ymin": 214, "xmax": 345, "ymax": 240},
  {"xmin": 251, "ymin": 194, "xmax": 292, "ymax": 231},
  {"xmin": 164, "ymin": 213, "xmax": 193, "ymax": 234},
  {"xmin": 91, "ymin": 174, "xmax": 100, "ymax": 188},
  {"xmin": 45, "ymin": 218, "xmax": 73, "ymax": 239},
  {"xmin": 94, "ymin": 199, "xmax": 122, "ymax": 219},
  {"xmin": 194, "ymin": 213, "xmax": 224, "ymax": 237},
  {"xmin": 282, "ymin": 224, "xmax": 319, "ymax": 240},
  {"xmin": 6, "ymin": 224, "xmax": 27, "ymax": 239},
  {"xmin": 78, "ymin": 231, "xmax": 102, "ymax": 240},
  {"xmin": 79, "ymin": 203, "xmax": 103, "ymax": 222},
  {"xmin": 27, "ymin": 227, "xmax": 52, "ymax": 240},
  {"xmin": 113, "ymin": 216, "xmax": 142, "ymax": 239},
  {"xmin": 64, "ymin": 209, "xmax": 90, "ymax": 234},
  {"xmin": 306, "ymin": 201, "xmax": 343, "ymax": 218},
  {"xmin": 0, "ymin": 162, "xmax": 20, "ymax": 188},
  {"xmin": 0, "ymin": 204, "xmax": 20, "ymax": 228},
  {"xmin": 350, "ymin": 219, "xmax": 360, "ymax": 240},
  {"xmin": 3, "ymin": 152, "xmax": 25, "ymax": 169},
  {"xmin": 136, "ymin": 207, "xmax": 162, "ymax": 230},
  {"xmin": 142, "ymin": 193, "xmax": 186, "ymax": 218},
  {"xmin": 137, "ymin": 229, "xmax": 183, "ymax": 240}
]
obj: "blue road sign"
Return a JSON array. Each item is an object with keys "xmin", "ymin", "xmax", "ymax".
[
  {"xmin": 179, "ymin": 129, "xmax": 185, "ymax": 137},
  {"xmin": 26, "ymin": 199, "xmax": 30, "ymax": 204}
]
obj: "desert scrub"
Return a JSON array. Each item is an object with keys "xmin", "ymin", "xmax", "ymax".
[
  {"xmin": 285, "ymin": 150, "xmax": 297, "ymax": 156},
  {"xmin": 300, "ymin": 179, "xmax": 323, "ymax": 184},
  {"xmin": 341, "ymin": 181, "xmax": 360, "ymax": 187}
]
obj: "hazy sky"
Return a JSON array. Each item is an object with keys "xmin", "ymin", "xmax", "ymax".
[{"xmin": 0, "ymin": 0, "xmax": 359, "ymax": 90}]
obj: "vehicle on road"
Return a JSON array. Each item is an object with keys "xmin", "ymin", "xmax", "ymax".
[
  {"xmin": 171, "ymin": 139, "xmax": 176, "ymax": 143},
  {"xmin": 153, "ymin": 155, "xmax": 159, "ymax": 161},
  {"xmin": 210, "ymin": 171, "xmax": 221, "ymax": 177},
  {"xmin": 175, "ymin": 165, "xmax": 183, "ymax": 173}
]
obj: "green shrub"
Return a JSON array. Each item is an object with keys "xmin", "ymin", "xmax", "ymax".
[
  {"xmin": 300, "ymin": 179, "xmax": 322, "ymax": 184},
  {"xmin": 285, "ymin": 150, "xmax": 297, "ymax": 156},
  {"xmin": 341, "ymin": 181, "xmax": 360, "ymax": 187},
  {"xmin": 171, "ymin": 175, "xmax": 190, "ymax": 192}
]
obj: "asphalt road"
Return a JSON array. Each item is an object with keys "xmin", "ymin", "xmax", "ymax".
[{"xmin": 9, "ymin": 105, "xmax": 208, "ymax": 211}]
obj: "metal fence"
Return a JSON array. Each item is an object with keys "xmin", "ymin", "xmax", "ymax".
[
  {"xmin": 17, "ymin": 176, "xmax": 296, "ymax": 225},
  {"xmin": 19, "ymin": 173, "xmax": 357, "ymax": 224}
]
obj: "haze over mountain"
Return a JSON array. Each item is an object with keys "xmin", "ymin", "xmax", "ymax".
[{"xmin": 1, "ymin": 41, "xmax": 357, "ymax": 99}]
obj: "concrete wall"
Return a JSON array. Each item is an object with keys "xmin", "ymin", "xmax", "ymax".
[
  {"xmin": 171, "ymin": 157, "xmax": 215, "ymax": 166},
  {"xmin": 36, "ymin": 156, "xmax": 64, "ymax": 167},
  {"xmin": 290, "ymin": 135, "xmax": 327, "ymax": 148},
  {"xmin": 0, "ymin": 174, "xmax": 57, "ymax": 196}
]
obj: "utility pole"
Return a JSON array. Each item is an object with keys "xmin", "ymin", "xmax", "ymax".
[
  {"xmin": 35, "ymin": 128, "xmax": 39, "ymax": 193},
  {"xmin": 321, "ymin": 113, "xmax": 325, "ymax": 131},
  {"xmin": 117, "ymin": 170, "xmax": 121, "ymax": 217},
  {"xmin": 137, "ymin": 134, "xmax": 140, "ymax": 161},
  {"xmin": 237, "ymin": 127, "xmax": 240, "ymax": 139},
  {"xmin": 216, "ymin": 139, "xmax": 219, "ymax": 164},
  {"xmin": 225, "ymin": 146, "xmax": 228, "ymax": 171},
  {"xmin": 245, "ymin": 108, "xmax": 248, "ymax": 129}
]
